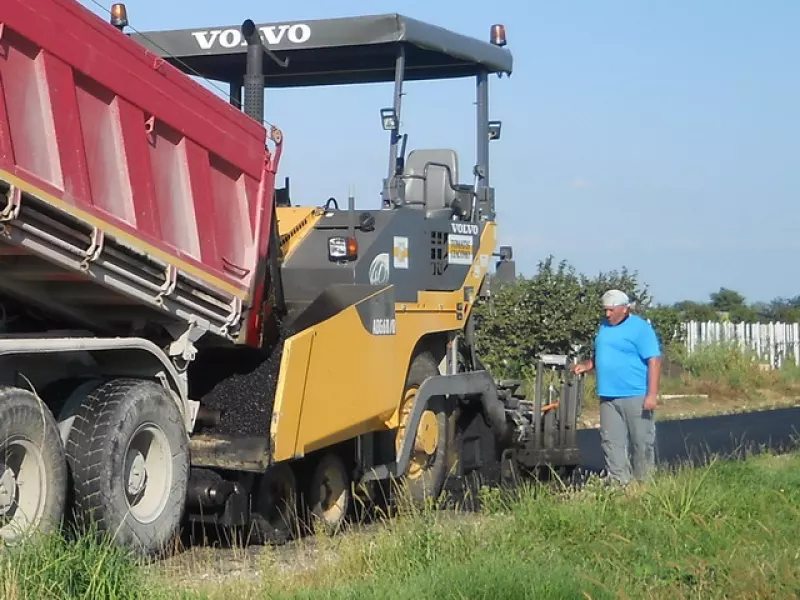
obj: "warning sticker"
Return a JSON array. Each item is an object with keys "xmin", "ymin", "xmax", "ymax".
[
  {"xmin": 448, "ymin": 234, "xmax": 473, "ymax": 265},
  {"xmin": 393, "ymin": 236, "xmax": 409, "ymax": 269}
]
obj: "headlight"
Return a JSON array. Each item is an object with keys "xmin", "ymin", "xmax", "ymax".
[{"xmin": 328, "ymin": 236, "xmax": 358, "ymax": 261}]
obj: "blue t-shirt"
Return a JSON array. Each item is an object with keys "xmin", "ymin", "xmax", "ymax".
[{"xmin": 594, "ymin": 314, "xmax": 661, "ymax": 399}]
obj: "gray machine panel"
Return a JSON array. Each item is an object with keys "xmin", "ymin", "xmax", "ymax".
[{"xmin": 280, "ymin": 208, "xmax": 485, "ymax": 311}]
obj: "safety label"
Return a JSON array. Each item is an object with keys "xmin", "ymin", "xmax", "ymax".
[
  {"xmin": 393, "ymin": 236, "xmax": 409, "ymax": 269},
  {"xmin": 448, "ymin": 234, "xmax": 473, "ymax": 265}
]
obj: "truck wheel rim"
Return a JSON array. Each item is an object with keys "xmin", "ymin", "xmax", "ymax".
[
  {"xmin": 0, "ymin": 436, "xmax": 47, "ymax": 540},
  {"xmin": 123, "ymin": 423, "xmax": 171, "ymax": 524}
]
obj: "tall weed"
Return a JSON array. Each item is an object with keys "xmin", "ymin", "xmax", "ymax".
[
  {"xmin": 675, "ymin": 342, "xmax": 800, "ymax": 396},
  {"xmin": 0, "ymin": 528, "xmax": 148, "ymax": 600}
]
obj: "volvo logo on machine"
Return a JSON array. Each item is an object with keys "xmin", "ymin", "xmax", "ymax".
[
  {"xmin": 191, "ymin": 24, "xmax": 312, "ymax": 50},
  {"xmin": 450, "ymin": 222, "xmax": 479, "ymax": 236}
]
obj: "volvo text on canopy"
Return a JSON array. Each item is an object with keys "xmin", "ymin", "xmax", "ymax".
[{"xmin": 129, "ymin": 13, "xmax": 513, "ymax": 213}]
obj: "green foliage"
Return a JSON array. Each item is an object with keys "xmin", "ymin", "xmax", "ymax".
[
  {"xmin": 668, "ymin": 341, "xmax": 800, "ymax": 395},
  {"xmin": 641, "ymin": 304, "xmax": 685, "ymax": 348},
  {"xmin": 676, "ymin": 289, "xmax": 800, "ymax": 324},
  {"xmin": 675, "ymin": 300, "xmax": 720, "ymax": 322},
  {"xmin": 679, "ymin": 342, "xmax": 759, "ymax": 380},
  {"xmin": 709, "ymin": 287, "xmax": 746, "ymax": 312},
  {"xmin": 704, "ymin": 287, "xmax": 762, "ymax": 322},
  {"xmin": 757, "ymin": 296, "xmax": 800, "ymax": 323}
]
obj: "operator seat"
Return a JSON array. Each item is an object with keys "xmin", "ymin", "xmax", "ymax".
[{"xmin": 401, "ymin": 149, "xmax": 459, "ymax": 219}]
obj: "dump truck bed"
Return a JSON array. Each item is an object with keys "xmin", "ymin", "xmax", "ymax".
[{"xmin": 0, "ymin": 0, "xmax": 278, "ymax": 344}]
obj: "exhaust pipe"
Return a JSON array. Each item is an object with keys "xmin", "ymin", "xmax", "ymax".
[
  {"xmin": 239, "ymin": 19, "xmax": 288, "ymax": 322},
  {"xmin": 241, "ymin": 20, "xmax": 265, "ymax": 124}
]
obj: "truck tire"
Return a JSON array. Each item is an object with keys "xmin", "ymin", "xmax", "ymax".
[
  {"xmin": 395, "ymin": 350, "xmax": 449, "ymax": 505},
  {"xmin": 0, "ymin": 386, "xmax": 67, "ymax": 544},
  {"xmin": 65, "ymin": 378, "xmax": 189, "ymax": 557}
]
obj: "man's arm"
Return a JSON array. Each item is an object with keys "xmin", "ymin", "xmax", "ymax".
[
  {"xmin": 638, "ymin": 321, "xmax": 662, "ymax": 409},
  {"xmin": 646, "ymin": 356, "xmax": 661, "ymax": 401}
]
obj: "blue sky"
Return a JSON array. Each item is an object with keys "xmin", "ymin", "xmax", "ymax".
[{"xmin": 80, "ymin": 0, "xmax": 800, "ymax": 306}]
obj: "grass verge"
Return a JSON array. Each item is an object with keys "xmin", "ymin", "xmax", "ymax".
[
  {"xmin": 4, "ymin": 446, "xmax": 800, "ymax": 599},
  {"xmin": 0, "ymin": 526, "xmax": 148, "ymax": 600},
  {"xmin": 668, "ymin": 341, "xmax": 800, "ymax": 396}
]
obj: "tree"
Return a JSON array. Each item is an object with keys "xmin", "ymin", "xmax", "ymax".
[
  {"xmin": 757, "ymin": 297, "xmax": 800, "ymax": 323},
  {"xmin": 709, "ymin": 287, "xmax": 746, "ymax": 312},
  {"xmin": 674, "ymin": 300, "xmax": 719, "ymax": 322}
]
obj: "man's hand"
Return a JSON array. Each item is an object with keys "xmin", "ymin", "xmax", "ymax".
[
  {"xmin": 572, "ymin": 360, "xmax": 593, "ymax": 376},
  {"xmin": 643, "ymin": 394, "xmax": 658, "ymax": 411}
]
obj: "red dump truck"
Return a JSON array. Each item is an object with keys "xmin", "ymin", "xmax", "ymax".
[
  {"xmin": 0, "ymin": 0, "xmax": 583, "ymax": 556},
  {"xmin": 0, "ymin": 0, "xmax": 283, "ymax": 551}
]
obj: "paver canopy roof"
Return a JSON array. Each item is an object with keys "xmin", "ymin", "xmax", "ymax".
[{"xmin": 130, "ymin": 13, "xmax": 513, "ymax": 87}]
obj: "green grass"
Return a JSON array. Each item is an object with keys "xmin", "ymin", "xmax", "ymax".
[
  {"xmin": 0, "ymin": 526, "xmax": 148, "ymax": 600},
  {"xmin": 673, "ymin": 342, "xmax": 800, "ymax": 394},
  {"xmin": 4, "ymin": 447, "xmax": 800, "ymax": 599},
  {"xmin": 260, "ymin": 450, "xmax": 800, "ymax": 600}
]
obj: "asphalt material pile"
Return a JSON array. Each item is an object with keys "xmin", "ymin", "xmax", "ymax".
[{"xmin": 192, "ymin": 323, "xmax": 295, "ymax": 439}]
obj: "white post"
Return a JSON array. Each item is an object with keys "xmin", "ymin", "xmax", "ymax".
[
  {"xmin": 769, "ymin": 322, "xmax": 776, "ymax": 369},
  {"xmin": 794, "ymin": 323, "xmax": 799, "ymax": 367},
  {"xmin": 755, "ymin": 323, "xmax": 762, "ymax": 361}
]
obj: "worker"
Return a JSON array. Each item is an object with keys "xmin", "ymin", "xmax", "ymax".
[{"xmin": 572, "ymin": 289, "xmax": 662, "ymax": 484}]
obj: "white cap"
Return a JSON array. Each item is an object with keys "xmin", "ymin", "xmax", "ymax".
[{"xmin": 601, "ymin": 289, "xmax": 630, "ymax": 308}]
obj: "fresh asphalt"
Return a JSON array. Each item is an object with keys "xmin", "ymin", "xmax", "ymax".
[{"xmin": 577, "ymin": 406, "xmax": 800, "ymax": 473}]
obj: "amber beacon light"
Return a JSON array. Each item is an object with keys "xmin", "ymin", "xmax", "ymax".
[
  {"xmin": 490, "ymin": 24, "xmax": 507, "ymax": 46},
  {"xmin": 110, "ymin": 3, "xmax": 129, "ymax": 30}
]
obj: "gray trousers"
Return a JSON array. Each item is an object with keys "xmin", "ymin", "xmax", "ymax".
[{"xmin": 599, "ymin": 396, "xmax": 656, "ymax": 484}]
